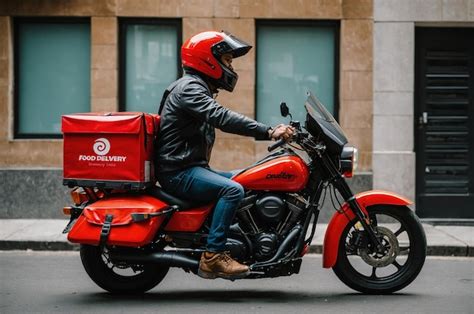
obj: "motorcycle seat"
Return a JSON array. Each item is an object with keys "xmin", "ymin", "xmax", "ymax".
[{"xmin": 147, "ymin": 186, "xmax": 203, "ymax": 211}]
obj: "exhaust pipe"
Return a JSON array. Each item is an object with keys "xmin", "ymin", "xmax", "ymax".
[
  {"xmin": 110, "ymin": 251, "xmax": 199, "ymax": 270},
  {"xmin": 265, "ymin": 225, "xmax": 302, "ymax": 263},
  {"xmin": 250, "ymin": 225, "xmax": 302, "ymax": 270}
]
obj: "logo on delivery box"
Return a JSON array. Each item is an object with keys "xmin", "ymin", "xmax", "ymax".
[
  {"xmin": 93, "ymin": 138, "xmax": 111, "ymax": 156},
  {"xmin": 78, "ymin": 138, "xmax": 127, "ymax": 162}
]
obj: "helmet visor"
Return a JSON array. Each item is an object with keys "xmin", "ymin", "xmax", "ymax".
[{"xmin": 212, "ymin": 32, "xmax": 252, "ymax": 58}]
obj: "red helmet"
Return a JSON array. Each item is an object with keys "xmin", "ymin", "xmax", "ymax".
[{"xmin": 181, "ymin": 31, "xmax": 252, "ymax": 92}]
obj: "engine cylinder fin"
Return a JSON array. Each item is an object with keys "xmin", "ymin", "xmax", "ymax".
[
  {"xmin": 280, "ymin": 198, "xmax": 305, "ymax": 236},
  {"xmin": 245, "ymin": 210, "xmax": 260, "ymax": 233},
  {"xmin": 277, "ymin": 211, "xmax": 293, "ymax": 234}
]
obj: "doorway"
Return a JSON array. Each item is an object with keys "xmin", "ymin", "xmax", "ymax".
[{"xmin": 415, "ymin": 27, "xmax": 474, "ymax": 219}]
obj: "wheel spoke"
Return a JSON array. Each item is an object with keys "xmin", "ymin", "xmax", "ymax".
[
  {"xmin": 399, "ymin": 247, "xmax": 410, "ymax": 255},
  {"xmin": 394, "ymin": 226, "xmax": 405, "ymax": 237},
  {"xmin": 370, "ymin": 267, "xmax": 377, "ymax": 279},
  {"xmin": 392, "ymin": 260, "xmax": 402, "ymax": 270}
]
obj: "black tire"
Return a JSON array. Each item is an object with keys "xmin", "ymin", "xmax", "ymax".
[
  {"xmin": 332, "ymin": 205, "xmax": 426, "ymax": 294},
  {"xmin": 80, "ymin": 245, "xmax": 169, "ymax": 294}
]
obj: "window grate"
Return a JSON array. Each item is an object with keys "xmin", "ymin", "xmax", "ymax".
[{"xmin": 422, "ymin": 50, "xmax": 471, "ymax": 194}]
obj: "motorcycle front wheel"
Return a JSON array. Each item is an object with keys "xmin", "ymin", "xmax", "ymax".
[
  {"xmin": 332, "ymin": 205, "xmax": 426, "ymax": 294},
  {"xmin": 80, "ymin": 245, "xmax": 169, "ymax": 294}
]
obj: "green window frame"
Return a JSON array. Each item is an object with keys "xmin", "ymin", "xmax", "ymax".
[
  {"xmin": 14, "ymin": 18, "xmax": 91, "ymax": 139},
  {"xmin": 256, "ymin": 20, "xmax": 339, "ymax": 128},
  {"xmin": 119, "ymin": 18, "xmax": 182, "ymax": 113}
]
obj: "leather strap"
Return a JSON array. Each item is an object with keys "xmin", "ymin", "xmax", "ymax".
[{"xmin": 99, "ymin": 214, "xmax": 114, "ymax": 246}]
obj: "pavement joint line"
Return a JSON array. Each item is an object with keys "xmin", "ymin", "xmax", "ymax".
[
  {"xmin": 3, "ymin": 220, "xmax": 37, "ymax": 240},
  {"xmin": 433, "ymin": 226, "xmax": 470, "ymax": 247}
]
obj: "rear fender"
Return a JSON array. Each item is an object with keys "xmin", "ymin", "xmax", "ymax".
[{"xmin": 322, "ymin": 190, "xmax": 412, "ymax": 268}]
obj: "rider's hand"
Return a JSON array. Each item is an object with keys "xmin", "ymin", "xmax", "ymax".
[{"xmin": 268, "ymin": 124, "xmax": 295, "ymax": 141}]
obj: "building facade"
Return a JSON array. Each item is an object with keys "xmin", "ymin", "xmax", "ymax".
[
  {"xmin": 0, "ymin": 0, "xmax": 373, "ymax": 219},
  {"xmin": 373, "ymin": 0, "xmax": 474, "ymax": 220},
  {"xmin": 1, "ymin": 0, "xmax": 472, "ymax": 221}
]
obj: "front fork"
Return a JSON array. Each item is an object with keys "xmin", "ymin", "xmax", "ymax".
[
  {"xmin": 334, "ymin": 178, "xmax": 385, "ymax": 252},
  {"xmin": 321, "ymin": 154, "xmax": 384, "ymax": 252}
]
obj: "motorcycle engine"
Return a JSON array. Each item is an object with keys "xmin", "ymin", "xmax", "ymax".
[
  {"xmin": 255, "ymin": 193, "xmax": 286, "ymax": 228},
  {"xmin": 254, "ymin": 233, "xmax": 278, "ymax": 261},
  {"xmin": 236, "ymin": 193, "xmax": 306, "ymax": 261}
]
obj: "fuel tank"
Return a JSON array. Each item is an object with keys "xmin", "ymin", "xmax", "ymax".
[{"xmin": 233, "ymin": 155, "xmax": 309, "ymax": 192}]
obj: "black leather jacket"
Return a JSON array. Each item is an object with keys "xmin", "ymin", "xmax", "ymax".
[{"xmin": 155, "ymin": 73, "xmax": 270, "ymax": 174}]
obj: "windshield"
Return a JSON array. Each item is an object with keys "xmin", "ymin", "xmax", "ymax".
[
  {"xmin": 305, "ymin": 91, "xmax": 335, "ymax": 123},
  {"xmin": 304, "ymin": 91, "xmax": 348, "ymax": 153}
]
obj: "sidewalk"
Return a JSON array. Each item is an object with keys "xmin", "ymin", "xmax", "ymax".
[{"xmin": 0, "ymin": 219, "xmax": 472, "ymax": 256}]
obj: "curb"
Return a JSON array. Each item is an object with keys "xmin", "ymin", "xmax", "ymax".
[
  {"xmin": 308, "ymin": 245, "xmax": 473, "ymax": 257},
  {"xmin": 0, "ymin": 241, "xmax": 79, "ymax": 251},
  {"xmin": 0, "ymin": 241, "xmax": 471, "ymax": 257},
  {"xmin": 426, "ymin": 245, "xmax": 472, "ymax": 257}
]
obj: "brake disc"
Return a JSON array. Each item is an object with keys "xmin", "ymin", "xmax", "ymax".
[{"xmin": 359, "ymin": 226, "xmax": 400, "ymax": 267}]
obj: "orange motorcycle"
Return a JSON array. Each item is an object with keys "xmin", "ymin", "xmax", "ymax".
[{"xmin": 62, "ymin": 91, "xmax": 426, "ymax": 294}]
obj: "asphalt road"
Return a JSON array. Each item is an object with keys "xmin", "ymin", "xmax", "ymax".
[{"xmin": 0, "ymin": 251, "xmax": 473, "ymax": 314}]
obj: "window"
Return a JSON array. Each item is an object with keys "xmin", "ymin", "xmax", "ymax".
[
  {"xmin": 119, "ymin": 19, "xmax": 181, "ymax": 113},
  {"xmin": 14, "ymin": 18, "xmax": 91, "ymax": 138},
  {"xmin": 256, "ymin": 21, "xmax": 338, "ymax": 126}
]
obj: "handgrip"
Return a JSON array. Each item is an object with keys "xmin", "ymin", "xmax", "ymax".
[{"xmin": 267, "ymin": 138, "xmax": 286, "ymax": 152}]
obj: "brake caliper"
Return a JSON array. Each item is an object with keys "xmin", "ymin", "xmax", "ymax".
[{"xmin": 359, "ymin": 226, "xmax": 400, "ymax": 267}]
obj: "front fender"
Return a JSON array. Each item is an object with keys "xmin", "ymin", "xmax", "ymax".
[{"xmin": 322, "ymin": 190, "xmax": 412, "ymax": 268}]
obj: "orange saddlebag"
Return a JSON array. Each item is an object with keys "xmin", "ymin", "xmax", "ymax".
[{"xmin": 68, "ymin": 194, "xmax": 168, "ymax": 247}]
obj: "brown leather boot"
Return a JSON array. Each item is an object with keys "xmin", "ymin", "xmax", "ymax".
[{"xmin": 198, "ymin": 251, "xmax": 250, "ymax": 280}]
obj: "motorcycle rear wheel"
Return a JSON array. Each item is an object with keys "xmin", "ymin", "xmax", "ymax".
[
  {"xmin": 80, "ymin": 245, "xmax": 169, "ymax": 294},
  {"xmin": 332, "ymin": 205, "xmax": 426, "ymax": 294}
]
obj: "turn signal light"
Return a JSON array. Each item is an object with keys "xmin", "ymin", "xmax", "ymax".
[
  {"xmin": 63, "ymin": 206, "xmax": 72, "ymax": 216},
  {"xmin": 70, "ymin": 187, "xmax": 89, "ymax": 205}
]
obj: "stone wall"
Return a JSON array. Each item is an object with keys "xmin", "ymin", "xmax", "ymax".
[
  {"xmin": 0, "ymin": 170, "xmax": 69, "ymax": 218},
  {"xmin": 0, "ymin": 0, "xmax": 374, "ymax": 219}
]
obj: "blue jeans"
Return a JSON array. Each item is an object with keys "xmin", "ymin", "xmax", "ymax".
[{"xmin": 157, "ymin": 167, "xmax": 244, "ymax": 252}]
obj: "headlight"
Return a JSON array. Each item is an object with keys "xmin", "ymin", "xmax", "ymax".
[{"xmin": 340, "ymin": 146, "xmax": 358, "ymax": 178}]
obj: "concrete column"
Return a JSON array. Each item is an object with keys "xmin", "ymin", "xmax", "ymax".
[{"xmin": 373, "ymin": 21, "xmax": 415, "ymax": 201}]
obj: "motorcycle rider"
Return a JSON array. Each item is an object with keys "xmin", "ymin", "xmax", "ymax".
[{"xmin": 155, "ymin": 31, "xmax": 294, "ymax": 279}]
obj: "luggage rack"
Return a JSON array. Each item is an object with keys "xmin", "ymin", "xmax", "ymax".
[{"xmin": 63, "ymin": 179, "xmax": 152, "ymax": 190}]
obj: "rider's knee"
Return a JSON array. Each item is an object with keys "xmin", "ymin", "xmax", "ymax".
[{"xmin": 223, "ymin": 182, "xmax": 245, "ymax": 201}]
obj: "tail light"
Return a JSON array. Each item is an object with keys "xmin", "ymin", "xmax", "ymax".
[{"xmin": 70, "ymin": 187, "xmax": 104, "ymax": 205}]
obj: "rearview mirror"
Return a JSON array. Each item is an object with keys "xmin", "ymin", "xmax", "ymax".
[{"xmin": 280, "ymin": 102, "xmax": 290, "ymax": 117}]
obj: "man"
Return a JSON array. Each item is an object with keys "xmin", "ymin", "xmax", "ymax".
[{"xmin": 155, "ymin": 31, "xmax": 293, "ymax": 280}]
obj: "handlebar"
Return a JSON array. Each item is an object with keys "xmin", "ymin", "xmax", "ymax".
[
  {"xmin": 267, "ymin": 138, "xmax": 286, "ymax": 152},
  {"xmin": 265, "ymin": 118, "xmax": 325, "ymax": 155}
]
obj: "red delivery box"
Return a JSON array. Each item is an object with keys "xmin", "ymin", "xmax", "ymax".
[{"xmin": 62, "ymin": 112, "xmax": 160, "ymax": 190}]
